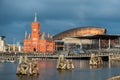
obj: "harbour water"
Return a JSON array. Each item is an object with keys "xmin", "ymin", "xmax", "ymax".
[{"xmin": 0, "ymin": 59, "xmax": 120, "ymax": 80}]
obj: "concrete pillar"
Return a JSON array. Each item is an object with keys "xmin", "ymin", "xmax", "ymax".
[
  {"xmin": 8, "ymin": 45, "xmax": 10, "ymax": 52},
  {"xmin": 18, "ymin": 46, "xmax": 21, "ymax": 52},
  {"xmin": 108, "ymin": 38, "xmax": 111, "ymax": 49},
  {"xmin": 13, "ymin": 45, "xmax": 15, "ymax": 52},
  {"xmin": 80, "ymin": 39, "xmax": 82, "ymax": 49},
  {"xmin": 118, "ymin": 37, "xmax": 120, "ymax": 54},
  {"xmin": 119, "ymin": 37, "xmax": 120, "ymax": 45},
  {"xmin": 99, "ymin": 38, "xmax": 101, "ymax": 50}
]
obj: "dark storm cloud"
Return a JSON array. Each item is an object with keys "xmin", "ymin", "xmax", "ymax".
[{"xmin": 0, "ymin": 0, "xmax": 120, "ymax": 43}]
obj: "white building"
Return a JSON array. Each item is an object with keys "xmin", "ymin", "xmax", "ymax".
[
  {"xmin": 16, "ymin": 42, "xmax": 22, "ymax": 52},
  {"xmin": 0, "ymin": 36, "xmax": 6, "ymax": 52}
]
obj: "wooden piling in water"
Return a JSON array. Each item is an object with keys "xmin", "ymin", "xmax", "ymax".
[
  {"xmin": 56, "ymin": 55, "xmax": 74, "ymax": 70},
  {"xmin": 16, "ymin": 56, "xmax": 39, "ymax": 75}
]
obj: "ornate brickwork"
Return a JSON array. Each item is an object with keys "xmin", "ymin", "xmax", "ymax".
[{"xmin": 23, "ymin": 14, "xmax": 55, "ymax": 53}]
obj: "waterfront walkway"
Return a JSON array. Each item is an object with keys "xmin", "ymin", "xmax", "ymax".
[
  {"xmin": 0, "ymin": 52, "xmax": 119, "ymax": 60},
  {"xmin": 25, "ymin": 52, "xmax": 110, "ymax": 59}
]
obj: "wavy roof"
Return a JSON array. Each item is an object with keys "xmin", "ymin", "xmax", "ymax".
[{"xmin": 53, "ymin": 26, "xmax": 106, "ymax": 40}]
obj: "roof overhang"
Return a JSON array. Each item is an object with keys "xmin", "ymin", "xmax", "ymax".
[{"xmin": 73, "ymin": 34, "xmax": 120, "ymax": 39}]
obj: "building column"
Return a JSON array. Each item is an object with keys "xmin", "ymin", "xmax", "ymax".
[
  {"xmin": 80, "ymin": 39, "xmax": 82, "ymax": 49},
  {"xmin": 8, "ymin": 45, "xmax": 10, "ymax": 52},
  {"xmin": 99, "ymin": 38, "xmax": 101, "ymax": 50},
  {"xmin": 108, "ymin": 38, "xmax": 111, "ymax": 49},
  {"xmin": 90, "ymin": 39, "xmax": 93, "ymax": 49},
  {"xmin": 118, "ymin": 37, "xmax": 120, "ymax": 54},
  {"xmin": 13, "ymin": 45, "xmax": 16, "ymax": 52}
]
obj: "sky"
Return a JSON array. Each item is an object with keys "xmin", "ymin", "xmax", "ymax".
[{"xmin": 0, "ymin": 0, "xmax": 120, "ymax": 44}]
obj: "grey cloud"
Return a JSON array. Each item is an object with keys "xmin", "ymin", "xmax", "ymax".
[{"xmin": 0, "ymin": 0, "xmax": 120, "ymax": 43}]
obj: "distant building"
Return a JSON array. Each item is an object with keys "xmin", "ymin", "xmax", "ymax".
[
  {"xmin": 16, "ymin": 42, "xmax": 22, "ymax": 52},
  {"xmin": 0, "ymin": 36, "xmax": 6, "ymax": 52},
  {"xmin": 7, "ymin": 43, "xmax": 23, "ymax": 53},
  {"xmin": 23, "ymin": 13, "xmax": 55, "ymax": 53}
]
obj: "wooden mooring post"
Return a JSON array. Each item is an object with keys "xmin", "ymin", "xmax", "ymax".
[{"xmin": 109, "ymin": 54, "xmax": 120, "ymax": 61}]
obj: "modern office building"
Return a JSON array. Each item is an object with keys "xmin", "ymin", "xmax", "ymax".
[{"xmin": 53, "ymin": 27, "xmax": 120, "ymax": 51}]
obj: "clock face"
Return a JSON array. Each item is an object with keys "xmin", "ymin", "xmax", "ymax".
[
  {"xmin": 33, "ymin": 38, "xmax": 37, "ymax": 40},
  {"xmin": 34, "ymin": 28, "xmax": 36, "ymax": 31}
]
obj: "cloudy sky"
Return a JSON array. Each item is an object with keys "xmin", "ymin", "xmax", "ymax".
[{"xmin": 0, "ymin": 0, "xmax": 120, "ymax": 44}]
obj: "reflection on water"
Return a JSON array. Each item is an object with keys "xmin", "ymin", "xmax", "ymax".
[
  {"xmin": 0, "ymin": 59, "xmax": 120, "ymax": 80},
  {"xmin": 109, "ymin": 60, "xmax": 120, "ymax": 68},
  {"xmin": 89, "ymin": 65, "xmax": 103, "ymax": 69},
  {"xmin": 73, "ymin": 60, "xmax": 108, "ymax": 69},
  {"xmin": 17, "ymin": 75, "xmax": 38, "ymax": 80}
]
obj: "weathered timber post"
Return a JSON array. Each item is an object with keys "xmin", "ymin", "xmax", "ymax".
[{"xmin": 89, "ymin": 53, "xmax": 103, "ymax": 65}]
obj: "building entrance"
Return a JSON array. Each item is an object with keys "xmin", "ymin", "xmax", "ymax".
[{"xmin": 33, "ymin": 48, "xmax": 36, "ymax": 52}]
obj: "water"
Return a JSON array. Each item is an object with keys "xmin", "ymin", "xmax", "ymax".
[{"xmin": 0, "ymin": 60, "xmax": 120, "ymax": 80}]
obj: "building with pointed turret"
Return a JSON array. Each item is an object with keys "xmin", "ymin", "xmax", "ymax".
[{"xmin": 23, "ymin": 13, "xmax": 55, "ymax": 53}]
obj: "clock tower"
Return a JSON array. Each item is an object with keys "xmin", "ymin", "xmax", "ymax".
[
  {"xmin": 31, "ymin": 13, "xmax": 40, "ymax": 41},
  {"xmin": 23, "ymin": 13, "xmax": 55, "ymax": 53}
]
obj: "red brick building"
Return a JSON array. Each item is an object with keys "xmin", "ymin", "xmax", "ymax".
[{"xmin": 24, "ymin": 13, "xmax": 55, "ymax": 53}]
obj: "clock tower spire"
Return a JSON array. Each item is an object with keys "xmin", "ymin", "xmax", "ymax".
[
  {"xmin": 34, "ymin": 12, "xmax": 37, "ymax": 22},
  {"xmin": 31, "ymin": 13, "xmax": 40, "ymax": 40}
]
